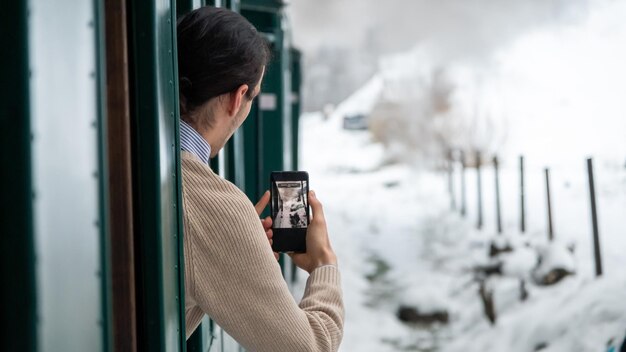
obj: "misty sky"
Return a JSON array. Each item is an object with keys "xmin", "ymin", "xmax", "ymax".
[
  {"xmin": 287, "ymin": 0, "xmax": 589, "ymax": 63},
  {"xmin": 287, "ymin": 0, "xmax": 626, "ymax": 164},
  {"xmin": 287, "ymin": 0, "xmax": 592, "ymax": 110}
]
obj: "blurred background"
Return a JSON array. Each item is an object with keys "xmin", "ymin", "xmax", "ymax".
[
  {"xmin": 287, "ymin": 0, "xmax": 626, "ymax": 351},
  {"xmin": 4, "ymin": 0, "xmax": 625, "ymax": 351}
]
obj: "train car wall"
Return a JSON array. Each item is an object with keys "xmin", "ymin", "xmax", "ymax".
[
  {"xmin": 126, "ymin": 0, "xmax": 186, "ymax": 350},
  {"xmin": 0, "ymin": 1, "xmax": 299, "ymax": 351},
  {"xmin": 289, "ymin": 47, "xmax": 303, "ymax": 284},
  {"xmin": 104, "ymin": 0, "xmax": 139, "ymax": 350},
  {"xmin": 0, "ymin": 1, "xmax": 37, "ymax": 351},
  {"xmin": 289, "ymin": 48, "xmax": 302, "ymax": 183},
  {"xmin": 36, "ymin": 0, "xmax": 112, "ymax": 349},
  {"xmin": 1, "ymin": 0, "xmax": 114, "ymax": 351}
]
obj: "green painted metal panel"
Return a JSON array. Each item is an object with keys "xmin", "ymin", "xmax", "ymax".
[
  {"xmin": 242, "ymin": 2, "xmax": 293, "ymax": 277},
  {"xmin": 240, "ymin": 0, "xmax": 284, "ymax": 12},
  {"xmin": 27, "ymin": 0, "xmax": 110, "ymax": 350},
  {"xmin": 127, "ymin": 0, "xmax": 186, "ymax": 350},
  {"xmin": 289, "ymin": 48, "xmax": 302, "ymax": 284},
  {"xmin": 242, "ymin": 102, "xmax": 263, "ymax": 201},
  {"xmin": 224, "ymin": 131, "xmax": 246, "ymax": 189},
  {"xmin": 177, "ymin": 0, "xmax": 195, "ymax": 17},
  {"xmin": 225, "ymin": 0, "xmax": 241, "ymax": 11},
  {"xmin": 0, "ymin": 1, "xmax": 36, "ymax": 351},
  {"xmin": 94, "ymin": 0, "xmax": 113, "ymax": 349},
  {"xmin": 280, "ymin": 17, "xmax": 293, "ymax": 173},
  {"xmin": 186, "ymin": 316, "xmax": 213, "ymax": 352},
  {"xmin": 172, "ymin": 3, "xmax": 191, "ymax": 352},
  {"xmin": 240, "ymin": 9, "xmax": 274, "ymax": 33},
  {"xmin": 241, "ymin": 8, "xmax": 289, "ymax": 197},
  {"xmin": 290, "ymin": 48, "xmax": 302, "ymax": 172}
]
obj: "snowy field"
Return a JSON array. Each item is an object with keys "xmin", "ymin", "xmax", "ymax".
[
  {"xmin": 296, "ymin": 111, "xmax": 626, "ymax": 352},
  {"xmin": 288, "ymin": 2, "xmax": 626, "ymax": 349}
]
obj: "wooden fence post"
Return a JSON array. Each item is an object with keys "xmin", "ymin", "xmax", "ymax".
[
  {"xmin": 461, "ymin": 151, "xmax": 467, "ymax": 217},
  {"xmin": 448, "ymin": 151, "xmax": 456, "ymax": 211},
  {"xmin": 586, "ymin": 158, "xmax": 603, "ymax": 277},
  {"xmin": 477, "ymin": 151, "xmax": 483, "ymax": 230},
  {"xmin": 545, "ymin": 168, "xmax": 554, "ymax": 241},
  {"xmin": 520, "ymin": 155, "xmax": 526, "ymax": 234},
  {"xmin": 494, "ymin": 156, "xmax": 502, "ymax": 234}
]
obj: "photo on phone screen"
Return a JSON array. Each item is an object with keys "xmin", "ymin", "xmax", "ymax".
[
  {"xmin": 271, "ymin": 180, "xmax": 309, "ymax": 229},
  {"xmin": 270, "ymin": 171, "xmax": 309, "ymax": 253}
]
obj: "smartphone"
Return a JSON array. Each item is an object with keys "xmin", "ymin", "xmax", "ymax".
[{"xmin": 270, "ymin": 171, "xmax": 309, "ymax": 253}]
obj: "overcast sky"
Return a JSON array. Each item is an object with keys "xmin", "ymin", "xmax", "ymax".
[
  {"xmin": 287, "ymin": 0, "xmax": 589, "ymax": 64},
  {"xmin": 288, "ymin": 0, "xmax": 626, "ymax": 164},
  {"xmin": 286, "ymin": 0, "xmax": 595, "ymax": 111}
]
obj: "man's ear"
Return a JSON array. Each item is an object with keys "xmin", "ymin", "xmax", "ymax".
[{"xmin": 227, "ymin": 84, "xmax": 249, "ymax": 117}]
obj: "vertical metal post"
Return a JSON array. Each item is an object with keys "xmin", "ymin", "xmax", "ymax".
[
  {"xmin": 128, "ymin": 0, "xmax": 187, "ymax": 348},
  {"xmin": 494, "ymin": 156, "xmax": 502, "ymax": 234},
  {"xmin": 586, "ymin": 158, "xmax": 603, "ymax": 277},
  {"xmin": 545, "ymin": 168, "xmax": 554, "ymax": 241},
  {"xmin": 519, "ymin": 155, "xmax": 526, "ymax": 233},
  {"xmin": 0, "ymin": 1, "xmax": 36, "ymax": 350},
  {"xmin": 476, "ymin": 151, "xmax": 483, "ymax": 230},
  {"xmin": 448, "ymin": 151, "xmax": 456, "ymax": 211},
  {"xmin": 460, "ymin": 151, "xmax": 467, "ymax": 217},
  {"xmin": 105, "ymin": 0, "xmax": 138, "ymax": 349}
]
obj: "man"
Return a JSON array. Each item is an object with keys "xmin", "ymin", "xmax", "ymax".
[{"xmin": 177, "ymin": 7, "xmax": 344, "ymax": 352}]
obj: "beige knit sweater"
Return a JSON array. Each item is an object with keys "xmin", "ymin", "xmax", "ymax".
[{"xmin": 181, "ymin": 151, "xmax": 344, "ymax": 352}]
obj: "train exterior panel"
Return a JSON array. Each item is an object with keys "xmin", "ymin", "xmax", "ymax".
[{"xmin": 1, "ymin": 0, "xmax": 303, "ymax": 351}]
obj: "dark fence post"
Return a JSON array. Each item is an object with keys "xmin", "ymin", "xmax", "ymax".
[
  {"xmin": 461, "ymin": 151, "xmax": 467, "ymax": 217},
  {"xmin": 494, "ymin": 156, "xmax": 502, "ymax": 234},
  {"xmin": 586, "ymin": 158, "xmax": 603, "ymax": 277},
  {"xmin": 545, "ymin": 168, "xmax": 554, "ymax": 241},
  {"xmin": 477, "ymin": 151, "xmax": 483, "ymax": 230},
  {"xmin": 448, "ymin": 150, "xmax": 456, "ymax": 211},
  {"xmin": 520, "ymin": 155, "xmax": 526, "ymax": 234}
]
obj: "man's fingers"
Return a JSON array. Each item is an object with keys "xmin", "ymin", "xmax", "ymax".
[
  {"xmin": 254, "ymin": 190, "xmax": 270, "ymax": 216},
  {"xmin": 264, "ymin": 216, "xmax": 272, "ymax": 229},
  {"xmin": 261, "ymin": 216, "xmax": 272, "ymax": 232},
  {"xmin": 308, "ymin": 190, "xmax": 325, "ymax": 223},
  {"xmin": 288, "ymin": 252, "xmax": 302, "ymax": 260},
  {"xmin": 265, "ymin": 229, "xmax": 273, "ymax": 240}
]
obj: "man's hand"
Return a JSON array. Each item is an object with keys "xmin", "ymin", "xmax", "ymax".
[
  {"xmin": 290, "ymin": 190, "xmax": 337, "ymax": 273},
  {"xmin": 255, "ymin": 190, "xmax": 279, "ymax": 261}
]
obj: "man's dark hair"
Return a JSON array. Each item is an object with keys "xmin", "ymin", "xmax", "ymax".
[{"xmin": 177, "ymin": 7, "xmax": 270, "ymax": 119}]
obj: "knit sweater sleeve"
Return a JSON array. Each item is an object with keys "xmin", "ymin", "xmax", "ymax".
[{"xmin": 182, "ymin": 158, "xmax": 344, "ymax": 352}]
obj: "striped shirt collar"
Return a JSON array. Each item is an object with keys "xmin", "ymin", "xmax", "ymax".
[{"xmin": 180, "ymin": 119, "xmax": 211, "ymax": 165}]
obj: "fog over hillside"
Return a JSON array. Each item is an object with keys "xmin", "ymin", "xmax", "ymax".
[{"xmin": 287, "ymin": 0, "xmax": 589, "ymax": 111}]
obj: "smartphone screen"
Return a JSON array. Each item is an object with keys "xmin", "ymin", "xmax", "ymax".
[
  {"xmin": 270, "ymin": 171, "xmax": 309, "ymax": 252},
  {"xmin": 272, "ymin": 180, "xmax": 308, "ymax": 228}
]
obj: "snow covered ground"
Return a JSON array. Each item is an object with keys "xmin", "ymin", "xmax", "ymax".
[
  {"xmin": 294, "ymin": 93, "xmax": 626, "ymax": 351},
  {"xmin": 289, "ymin": 1, "xmax": 626, "ymax": 350}
]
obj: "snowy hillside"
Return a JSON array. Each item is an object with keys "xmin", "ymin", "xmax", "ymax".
[
  {"xmin": 295, "ymin": 5, "xmax": 626, "ymax": 344},
  {"xmin": 298, "ymin": 109, "xmax": 626, "ymax": 351}
]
